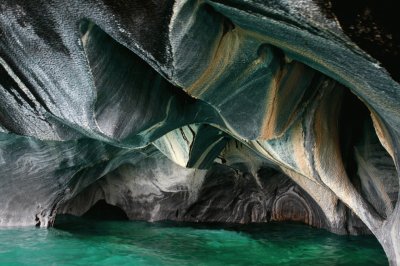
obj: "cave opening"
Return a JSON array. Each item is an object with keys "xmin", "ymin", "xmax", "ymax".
[{"xmin": 81, "ymin": 200, "xmax": 129, "ymax": 221}]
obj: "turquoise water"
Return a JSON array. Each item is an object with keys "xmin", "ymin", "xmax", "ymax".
[{"xmin": 0, "ymin": 216, "xmax": 387, "ymax": 265}]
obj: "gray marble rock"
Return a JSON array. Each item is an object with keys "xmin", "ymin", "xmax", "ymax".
[{"xmin": 0, "ymin": 0, "xmax": 399, "ymax": 264}]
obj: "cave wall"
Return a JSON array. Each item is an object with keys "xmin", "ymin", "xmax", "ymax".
[
  {"xmin": 59, "ymin": 150, "xmax": 335, "ymax": 231},
  {"xmin": 0, "ymin": 0, "xmax": 400, "ymax": 264}
]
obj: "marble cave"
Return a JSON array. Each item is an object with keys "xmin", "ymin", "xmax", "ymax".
[{"xmin": 0, "ymin": 0, "xmax": 399, "ymax": 265}]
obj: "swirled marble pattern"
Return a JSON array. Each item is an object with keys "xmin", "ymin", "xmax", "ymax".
[{"xmin": 0, "ymin": 0, "xmax": 399, "ymax": 264}]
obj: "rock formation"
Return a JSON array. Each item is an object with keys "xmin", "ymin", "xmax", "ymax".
[{"xmin": 0, "ymin": 0, "xmax": 399, "ymax": 264}]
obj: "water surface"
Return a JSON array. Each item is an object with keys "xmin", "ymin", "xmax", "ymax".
[{"xmin": 0, "ymin": 216, "xmax": 387, "ymax": 265}]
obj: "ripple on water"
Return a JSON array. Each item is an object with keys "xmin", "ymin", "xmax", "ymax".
[{"xmin": 0, "ymin": 217, "xmax": 388, "ymax": 266}]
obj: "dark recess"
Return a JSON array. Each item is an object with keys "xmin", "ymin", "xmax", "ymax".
[
  {"xmin": 338, "ymin": 88, "xmax": 370, "ymax": 189},
  {"xmin": 338, "ymin": 87, "xmax": 398, "ymax": 219},
  {"xmin": 82, "ymin": 200, "xmax": 129, "ymax": 220},
  {"xmin": 330, "ymin": 0, "xmax": 400, "ymax": 82}
]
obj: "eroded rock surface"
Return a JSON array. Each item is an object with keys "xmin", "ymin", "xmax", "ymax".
[{"xmin": 0, "ymin": 0, "xmax": 399, "ymax": 264}]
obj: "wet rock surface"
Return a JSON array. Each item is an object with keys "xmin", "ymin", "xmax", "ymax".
[{"xmin": 0, "ymin": 0, "xmax": 399, "ymax": 264}]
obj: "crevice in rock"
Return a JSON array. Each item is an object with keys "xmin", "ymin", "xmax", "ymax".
[
  {"xmin": 339, "ymin": 88, "xmax": 370, "ymax": 192},
  {"xmin": 34, "ymin": 214, "xmax": 40, "ymax": 227},
  {"xmin": 338, "ymin": 87, "xmax": 398, "ymax": 219}
]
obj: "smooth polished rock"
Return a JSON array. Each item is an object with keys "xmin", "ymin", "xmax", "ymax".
[{"xmin": 0, "ymin": 0, "xmax": 399, "ymax": 264}]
